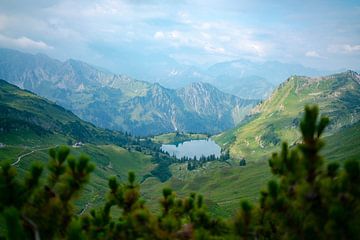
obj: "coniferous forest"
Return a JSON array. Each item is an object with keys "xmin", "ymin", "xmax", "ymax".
[{"xmin": 1, "ymin": 106, "xmax": 359, "ymax": 239}]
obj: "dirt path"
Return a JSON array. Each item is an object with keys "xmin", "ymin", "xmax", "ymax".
[
  {"xmin": 12, "ymin": 146, "xmax": 57, "ymax": 166},
  {"xmin": 11, "ymin": 145, "xmax": 93, "ymax": 216}
]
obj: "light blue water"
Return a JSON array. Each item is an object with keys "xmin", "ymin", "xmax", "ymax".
[{"xmin": 161, "ymin": 139, "xmax": 221, "ymax": 159}]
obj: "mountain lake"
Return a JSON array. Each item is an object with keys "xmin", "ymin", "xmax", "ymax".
[{"xmin": 161, "ymin": 139, "xmax": 221, "ymax": 159}]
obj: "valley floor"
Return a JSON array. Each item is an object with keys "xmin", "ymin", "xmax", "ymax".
[{"xmin": 1, "ymin": 120, "xmax": 359, "ymax": 217}]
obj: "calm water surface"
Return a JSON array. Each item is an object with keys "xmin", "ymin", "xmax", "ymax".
[{"xmin": 161, "ymin": 139, "xmax": 221, "ymax": 159}]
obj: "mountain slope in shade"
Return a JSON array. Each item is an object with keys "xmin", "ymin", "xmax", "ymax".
[
  {"xmin": 0, "ymin": 48, "xmax": 257, "ymax": 136},
  {"xmin": 1, "ymin": 72, "xmax": 359, "ymax": 217},
  {"xmin": 214, "ymin": 70, "xmax": 360, "ymax": 162},
  {"xmin": 0, "ymin": 79, "xmax": 132, "ymax": 146},
  {"xmin": 0, "ymin": 79, "xmax": 158, "ymax": 213},
  {"xmin": 118, "ymin": 82, "xmax": 257, "ymax": 136}
]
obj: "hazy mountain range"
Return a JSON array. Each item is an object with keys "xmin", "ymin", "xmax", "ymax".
[
  {"xmin": 126, "ymin": 58, "xmax": 329, "ymax": 99},
  {"xmin": 1, "ymin": 54, "xmax": 359, "ymax": 215},
  {"xmin": 0, "ymin": 48, "xmax": 257, "ymax": 136}
]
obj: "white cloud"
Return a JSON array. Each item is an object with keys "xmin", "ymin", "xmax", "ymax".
[
  {"xmin": 150, "ymin": 20, "xmax": 270, "ymax": 58},
  {"xmin": 203, "ymin": 44, "xmax": 225, "ymax": 54},
  {"xmin": 0, "ymin": 34, "xmax": 53, "ymax": 50},
  {"xmin": 219, "ymin": 35, "xmax": 231, "ymax": 43},
  {"xmin": 328, "ymin": 44, "xmax": 360, "ymax": 54},
  {"xmin": 0, "ymin": 0, "xmax": 358, "ymax": 69},
  {"xmin": 177, "ymin": 11, "xmax": 191, "ymax": 24},
  {"xmin": 154, "ymin": 31, "xmax": 165, "ymax": 40},
  {"xmin": 81, "ymin": 0, "xmax": 130, "ymax": 17},
  {"xmin": 305, "ymin": 50, "xmax": 321, "ymax": 58},
  {"xmin": 169, "ymin": 31, "xmax": 181, "ymax": 39},
  {"xmin": 0, "ymin": 15, "xmax": 8, "ymax": 30}
]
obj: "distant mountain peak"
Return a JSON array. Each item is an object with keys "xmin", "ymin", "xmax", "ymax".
[
  {"xmin": 0, "ymin": 48, "xmax": 257, "ymax": 136},
  {"xmin": 184, "ymin": 81, "xmax": 216, "ymax": 90},
  {"xmin": 344, "ymin": 69, "xmax": 359, "ymax": 77}
]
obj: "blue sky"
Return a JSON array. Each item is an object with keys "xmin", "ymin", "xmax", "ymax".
[{"xmin": 0, "ymin": 0, "xmax": 359, "ymax": 72}]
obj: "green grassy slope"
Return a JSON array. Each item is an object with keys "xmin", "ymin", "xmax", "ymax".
[
  {"xmin": 0, "ymin": 144, "xmax": 154, "ymax": 213},
  {"xmin": 3, "ymin": 118, "xmax": 357, "ymax": 217},
  {"xmin": 0, "ymin": 79, "xmax": 158, "ymax": 213},
  {"xmin": 0, "ymin": 78, "xmax": 270, "ymax": 216},
  {"xmin": 144, "ymin": 102, "xmax": 360, "ymax": 217},
  {"xmin": 0, "ymin": 79, "xmax": 132, "ymax": 146},
  {"xmin": 142, "ymin": 160, "xmax": 271, "ymax": 216},
  {"xmin": 1, "ymin": 71, "xmax": 359, "ymax": 217},
  {"xmin": 214, "ymin": 71, "xmax": 360, "ymax": 162},
  {"xmin": 158, "ymin": 71, "xmax": 360, "ymax": 215},
  {"xmin": 322, "ymin": 121, "xmax": 360, "ymax": 162}
]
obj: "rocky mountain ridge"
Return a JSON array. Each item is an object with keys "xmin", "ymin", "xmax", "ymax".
[{"xmin": 0, "ymin": 48, "xmax": 257, "ymax": 136}]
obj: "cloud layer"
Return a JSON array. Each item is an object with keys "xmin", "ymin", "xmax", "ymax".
[
  {"xmin": 0, "ymin": 34, "xmax": 52, "ymax": 50},
  {"xmin": 0, "ymin": 0, "xmax": 359, "ymax": 71}
]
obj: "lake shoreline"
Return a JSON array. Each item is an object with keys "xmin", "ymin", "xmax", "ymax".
[
  {"xmin": 152, "ymin": 132, "xmax": 210, "ymax": 145},
  {"xmin": 161, "ymin": 139, "xmax": 221, "ymax": 159}
]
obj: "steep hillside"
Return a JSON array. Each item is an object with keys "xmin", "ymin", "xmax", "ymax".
[
  {"xmin": 177, "ymin": 82, "xmax": 255, "ymax": 124},
  {"xmin": 322, "ymin": 121, "xmax": 360, "ymax": 162},
  {"xmin": 215, "ymin": 71, "xmax": 360, "ymax": 162},
  {"xmin": 0, "ymin": 48, "xmax": 112, "ymax": 92},
  {"xmin": 0, "ymin": 79, "xmax": 131, "ymax": 146},
  {"xmin": 143, "ymin": 71, "xmax": 360, "ymax": 216},
  {"xmin": 0, "ymin": 48, "xmax": 257, "ymax": 136},
  {"xmin": 0, "ymin": 80, "xmax": 160, "ymax": 211},
  {"xmin": 1, "ymin": 72, "xmax": 359, "ymax": 217},
  {"xmin": 142, "ymin": 119, "xmax": 360, "ymax": 217},
  {"xmin": 117, "ymin": 82, "xmax": 257, "ymax": 135},
  {"xmin": 0, "ymin": 143, "xmax": 155, "ymax": 213}
]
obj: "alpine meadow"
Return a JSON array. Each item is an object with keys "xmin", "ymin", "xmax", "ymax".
[{"xmin": 0, "ymin": 1, "xmax": 359, "ymax": 239}]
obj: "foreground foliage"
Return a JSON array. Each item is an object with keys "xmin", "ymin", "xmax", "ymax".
[{"xmin": 0, "ymin": 106, "xmax": 359, "ymax": 239}]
